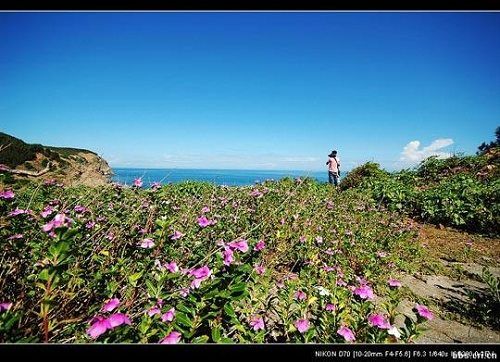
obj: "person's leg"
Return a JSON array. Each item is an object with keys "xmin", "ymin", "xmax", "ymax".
[
  {"xmin": 328, "ymin": 171, "xmax": 333, "ymax": 184},
  {"xmin": 333, "ymin": 174, "xmax": 339, "ymax": 186}
]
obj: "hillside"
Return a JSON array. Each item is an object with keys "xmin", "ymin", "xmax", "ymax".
[{"xmin": 0, "ymin": 132, "xmax": 112, "ymax": 186}]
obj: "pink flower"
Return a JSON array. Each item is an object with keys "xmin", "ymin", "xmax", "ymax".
[
  {"xmin": 179, "ymin": 288, "xmax": 189, "ymax": 297},
  {"xmin": 107, "ymin": 313, "xmax": 131, "ymax": 328},
  {"xmin": 170, "ymin": 230, "xmax": 184, "ymax": 240},
  {"xmin": 0, "ymin": 189, "xmax": 15, "ymax": 200},
  {"xmin": 415, "ymin": 304, "xmax": 434, "ymax": 320},
  {"xmin": 299, "ymin": 236, "xmax": 306, "ymax": 243},
  {"xmin": 201, "ymin": 206, "xmax": 210, "ymax": 213},
  {"xmin": 133, "ymin": 178, "xmax": 143, "ymax": 188},
  {"xmin": 376, "ymin": 251, "xmax": 387, "ymax": 258},
  {"xmin": 254, "ymin": 240, "xmax": 266, "ymax": 251},
  {"xmin": 323, "ymin": 265, "xmax": 335, "ymax": 272},
  {"xmin": 9, "ymin": 208, "xmax": 30, "ymax": 217},
  {"xmin": 336, "ymin": 279, "xmax": 347, "ymax": 287},
  {"xmin": 40, "ymin": 206, "xmax": 54, "ymax": 218},
  {"xmin": 197, "ymin": 216, "xmax": 215, "ymax": 228},
  {"xmin": 294, "ymin": 290, "xmax": 307, "ymax": 301},
  {"xmin": 325, "ymin": 303, "xmax": 336, "ymax": 311},
  {"xmin": 337, "ymin": 326, "xmax": 356, "ymax": 342},
  {"xmin": 189, "ymin": 265, "xmax": 212, "ymax": 289},
  {"xmin": 367, "ymin": 314, "xmax": 391, "ymax": 329},
  {"xmin": 7, "ymin": 234, "xmax": 23, "ymax": 240},
  {"xmin": 0, "ymin": 302, "xmax": 13, "ymax": 312},
  {"xmin": 42, "ymin": 213, "xmax": 72, "ymax": 232},
  {"xmin": 139, "ymin": 238, "xmax": 155, "ymax": 248},
  {"xmin": 148, "ymin": 306, "xmax": 161, "ymax": 317},
  {"xmin": 353, "ymin": 285, "xmax": 374, "ymax": 300},
  {"xmin": 227, "ymin": 239, "xmax": 249, "ymax": 253},
  {"xmin": 326, "ymin": 201, "xmax": 334, "ymax": 209},
  {"xmin": 254, "ymin": 264, "xmax": 266, "ymax": 275},
  {"xmin": 87, "ymin": 317, "xmax": 111, "ymax": 339},
  {"xmin": 324, "ymin": 248, "xmax": 334, "ymax": 255},
  {"xmin": 161, "ymin": 308, "xmax": 175, "ymax": 322},
  {"xmin": 189, "ymin": 266, "xmax": 212, "ymax": 279},
  {"xmin": 294, "ymin": 318, "xmax": 310, "ymax": 333},
  {"xmin": 250, "ymin": 189, "xmax": 263, "ymax": 197},
  {"xmin": 315, "ymin": 236, "xmax": 323, "ymax": 244},
  {"xmin": 102, "ymin": 298, "xmax": 120, "ymax": 312},
  {"xmin": 86, "ymin": 221, "xmax": 96, "ymax": 229},
  {"xmin": 165, "ymin": 261, "xmax": 179, "ymax": 273},
  {"xmin": 388, "ymin": 278, "xmax": 402, "ymax": 288},
  {"xmin": 151, "ymin": 182, "xmax": 161, "ymax": 190},
  {"xmin": 466, "ymin": 240, "xmax": 473, "ymax": 248},
  {"xmin": 74, "ymin": 205, "xmax": 87, "ymax": 213},
  {"xmin": 159, "ymin": 331, "xmax": 181, "ymax": 344},
  {"xmin": 223, "ymin": 247, "xmax": 234, "ymax": 266},
  {"xmin": 249, "ymin": 316, "xmax": 265, "ymax": 331}
]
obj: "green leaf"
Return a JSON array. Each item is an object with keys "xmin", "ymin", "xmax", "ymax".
[
  {"xmin": 192, "ymin": 335, "xmax": 209, "ymax": 343},
  {"xmin": 175, "ymin": 312, "xmax": 193, "ymax": 328},
  {"xmin": 176, "ymin": 303, "xmax": 195, "ymax": 316},
  {"xmin": 211, "ymin": 326, "xmax": 221, "ymax": 342}
]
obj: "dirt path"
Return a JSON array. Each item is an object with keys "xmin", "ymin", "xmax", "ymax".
[{"xmin": 401, "ymin": 223, "xmax": 500, "ymax": 343}]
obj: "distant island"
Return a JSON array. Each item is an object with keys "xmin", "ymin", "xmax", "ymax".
[{"xmin": 0, "ymin": 132, "xmax": 112, "ymax": 186}]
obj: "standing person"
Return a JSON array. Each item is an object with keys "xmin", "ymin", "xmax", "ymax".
[{"xmin": 326, "ymin": 150, "xmax": 341, "ymax": 186}]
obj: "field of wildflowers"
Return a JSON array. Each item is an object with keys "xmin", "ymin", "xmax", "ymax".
[{"xmin": 0, "ymin": 176, "xmax": 435, "ymax": 343}]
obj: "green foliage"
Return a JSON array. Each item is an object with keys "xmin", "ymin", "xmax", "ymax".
[{"xmin": 340, "ymin": 162, "xmax": 390, "ymax": 190}]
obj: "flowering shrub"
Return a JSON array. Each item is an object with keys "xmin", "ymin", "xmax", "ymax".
[{"xmin": 0, "ymin": 177, "xmax": 433, "ymax": 343}]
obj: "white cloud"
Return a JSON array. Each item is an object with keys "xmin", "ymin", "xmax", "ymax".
[{"xmin": 400, "ymin": 138, "xmax": 454, "ymax": 163}]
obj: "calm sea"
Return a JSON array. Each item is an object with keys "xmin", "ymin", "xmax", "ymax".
[{"xmin": 111, "ymin": 168, "xmax": 339, "ymax": 187}]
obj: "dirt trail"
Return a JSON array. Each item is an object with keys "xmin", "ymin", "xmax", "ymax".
[{"xmin": 401, "ymin": 224, "xmax": 500, "ymax": 343}]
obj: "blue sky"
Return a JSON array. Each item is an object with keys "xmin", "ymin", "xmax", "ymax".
[{"xmin": 1, "ymin": 12, "xmax": 499, "ymax": 171}]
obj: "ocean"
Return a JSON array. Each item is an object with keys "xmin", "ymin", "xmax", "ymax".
[{"xmin": 111, "ymin": 168, "xmax": 338, "ymax": 187}]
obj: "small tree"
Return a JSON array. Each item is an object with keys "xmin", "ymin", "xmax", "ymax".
[{"xmin": 477, "ymin": 126, "xmax": 500, "ymax": 155}]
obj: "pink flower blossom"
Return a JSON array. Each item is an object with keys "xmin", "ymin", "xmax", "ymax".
[
  {"xmin": 254, "ymin": 264, "xmax": 266, "ymax": 275},
  {"xmin": 0, "ymin": 302, "xmax": 13, "ymax": 312},
  {"xmin": 201, "ymin": 206, "xmax": 210, "ymax": 213},
  {"xmin": 325, "ymin": 304, "xmax": 336, "ymax": 311},
  {"xmin": 388, "ymin": 278, "xmax": 402, "ymax": 288},
  {"xmin": 367, "ymin": 314, "xmax": 391, "ymax": 329},
  {"xmin": 170, "ymin": 230, "xmax": 184, "ymax": 240},
  {"xmin": 376, "ymin": 251, "xmax": 387, "ymax": 258},
  {"xmin": 161, "ymin": 308, "xmax": 175, "ymax": 322},
  {"xmin": 133, "ymin": 177, "xmax": 143, "ymax": 188},
  {"xmin": 102, "ymin": 298, "xmax": 120, "ymax": 312},
  {"xmin": 315, "ymin": 236, "xmax": 323, "ymax": 244},
  {"xmin": 250, "ymin": 189, "xmax": 263, "ymax": 197},
  {"xmin": 9, "ymin": 208, "xmax": 30, "ymax": 217},
  {"xmin": 40, "ymin": 206, "xmax": 54, "ymax": 218},
  {"xmin": 337, "ymin": 326, "xmax": 356, "ymax": 342},
  {"xmin": 324, "ymin": 248, "xmax": 334, "ymax": 255},
  {"xmin": 42, "ymin": 213, "xmax": 72, "ymax": 232},
  {"xmin": 159, "ymin": 331, "xmax": 181, "ymax": 344},
  {"xmin": 249, "ymin": 316, "xmax": 265, "ymax": 331},
  {"xmin": 148, "ymin": 306, "xmax": 161, "ymax": 317},
  {"xmin": 223, "ymin": 247, "xmax": 234, "ymax": 266},
  {"xmin": 336, "ymin": 279, "xmax": 347, "ymax": 287},
  {"xmin": 87, "ymin": 317, "xmax": 111, "ymax": 339},
  {"xmin": 151, "ymin": 182, "xmax": 161, "ymax": 190},
  {"xmin": 280, "ymin": 218, "xmax": 285, "ymax": 225},
  {"xmin": 74, "ymin": 205, "xmax": 88, "ymax": 213},
  {"xmin": 299, "ymin": 236, "xmax": 306, "ymax": 243},
  {"xmin": 86, "ymin": 221, "xmax": 96, "ymax": 229},
  {"xmin": 107, "ymin": 313, "xmax": 131, "ymax": 328},
  {"xmin": 326, "ymin": 201, "xmax": 334, "ymax": 209},
  {"xmin": 254, "ymin": 240, "xmax": 266, "ymax": 251},
  {"xmin": 139, "ymin": 238, "xmax": 155, "ymax": 249},
  {"xmin": 189, "ymin": 265, "xmax": 212, "ymax": 289},
  {"xmin": 197, "ymin": 216, "xmax": 215, "ymax": 228},
  {"xmin": 179, "ymin": 288, "xmax": 189, "ymax": 297},
  {"xmin": 295, "ymin": 290, "xmax": 307, "ymax": 301},
  {"xmin": 44, "ymin": 179, "xmax": 56, "ymax": 186},
  {"xmin": 415, "ymin": 304, "xmax": 434, "ymax": 320},
  {"xmin": 323, "ymin": 265, "xmax": 335, "ymax": 272},
  {"xmin": 165, "ymin": 261, "xmax": 179, "ymax": 273},
  {"xmin": 0, "ymin": 189, "xmax": 15, "ymax": 200},
  {"xmin": 353, "ymin": 285, "xmax": 374, "ymax": 300},
  {"xmin": 7, "ymin": 234, "xmax": 23, "ymax": 240},
  {"xmin": 227, "ymin": 239, "xmax": 249, "ymax": 253},
  {"xmin": 294, "ymin": 319, "xmax": 310, "ymax": 333}
]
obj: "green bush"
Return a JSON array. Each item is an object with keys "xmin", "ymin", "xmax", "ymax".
[{"xmin": 340, "ymin": 162, "xmax": 390, "ymax": 190}]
